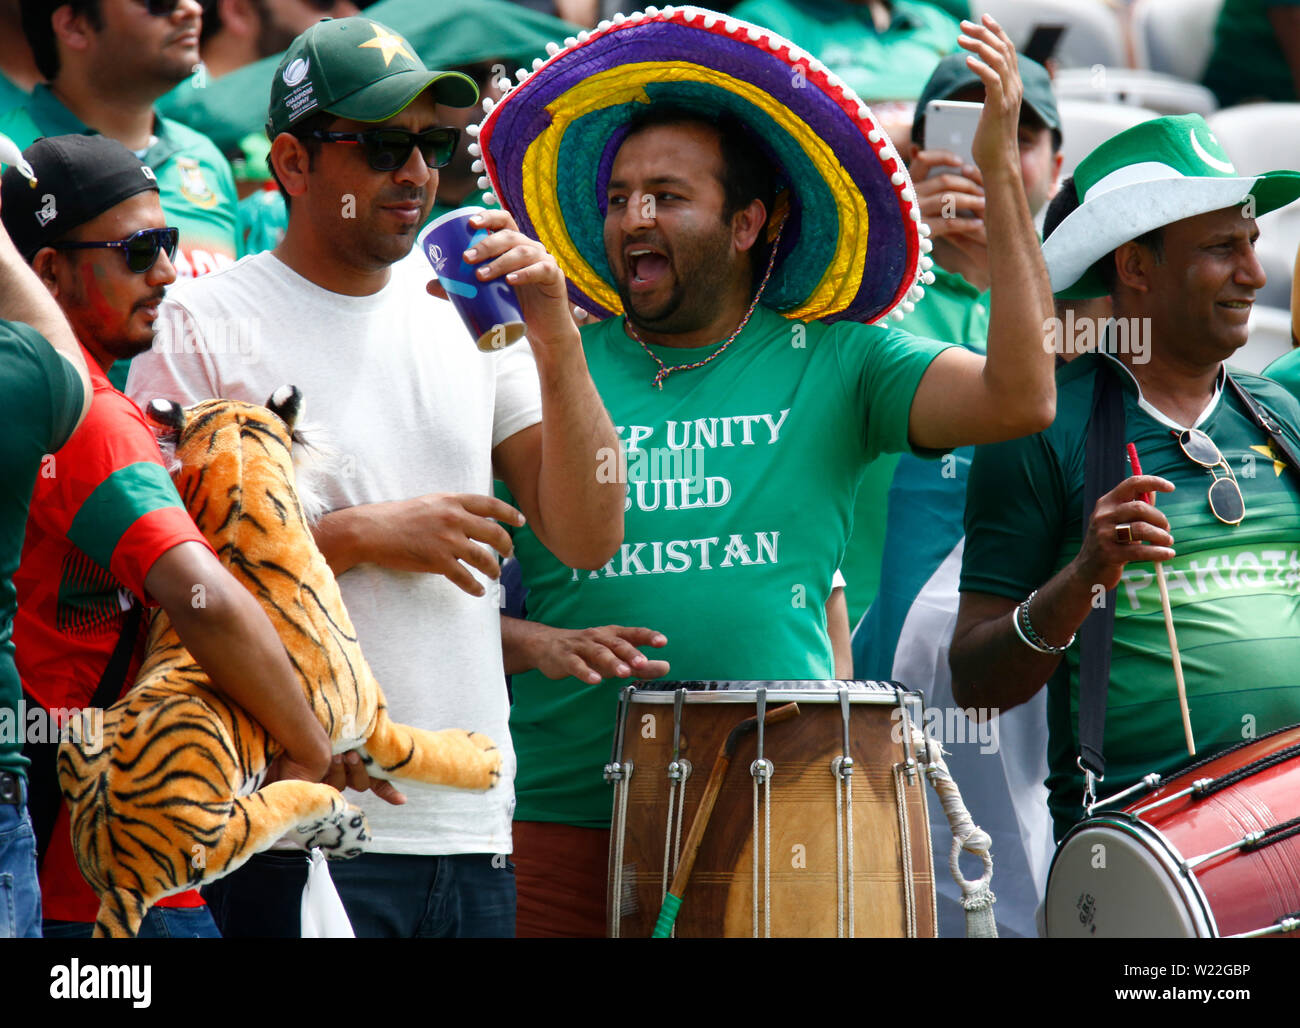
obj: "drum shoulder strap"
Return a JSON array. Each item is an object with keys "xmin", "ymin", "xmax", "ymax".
[{"xmin": 1077, "ymin": 360, "xmax": 1126, "ymax": 778}]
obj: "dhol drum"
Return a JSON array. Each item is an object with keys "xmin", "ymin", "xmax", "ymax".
[
  {"xmin": 1046, "ymin": 724, "xmax": 1300, "ymax": 937},
  {"xmin": 605, "ymin": 681, "xmax": 937, "ymax": 938}
]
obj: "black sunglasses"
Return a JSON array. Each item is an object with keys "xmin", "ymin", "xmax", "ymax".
[
  {"xmin": 51, "ymin": 227, "xmax": 180, "ymax": 274},
  {"xmin": 306, "ymin": 127, "xmax": 461, "ymax": 172},
  {"xmin": 1177, "ymin": 428, "xmax": 1246, "ymax": 525},
  {"xmin": 137, "ymin": 0, "xmax": 185, "ymax": 15}
]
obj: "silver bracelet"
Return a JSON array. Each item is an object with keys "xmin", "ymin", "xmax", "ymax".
[{"xmin": 1013, "ymin": 589, "xmax": 1075, "ymax": 655}]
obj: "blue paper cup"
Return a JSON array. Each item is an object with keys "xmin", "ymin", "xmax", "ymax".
[{"xmin": 419, "ymin": 207, "xmax": 527, "ymax": 352}]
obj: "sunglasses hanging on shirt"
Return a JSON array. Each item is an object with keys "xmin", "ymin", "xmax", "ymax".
[{"xmin": 1175, "ymin": 427, "xmax": 1246, "ymax": 525}]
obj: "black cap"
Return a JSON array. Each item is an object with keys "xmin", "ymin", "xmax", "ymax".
[{"xmin": 1, "ymin": 135, "xmax": 160, "ymax": 261}]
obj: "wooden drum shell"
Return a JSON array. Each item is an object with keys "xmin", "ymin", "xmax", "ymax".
[{"xmin": 607, "ymin": 682, "xmax": 937, "ymax": 938}]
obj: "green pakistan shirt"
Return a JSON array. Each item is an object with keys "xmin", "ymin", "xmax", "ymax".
[
  {"xmin": 728, "ymin": 0, "xmax": 961, "ymax": 102},
  {"xmin": 509, "ymin": 306, "xmax": 951, "ymax": 826},
  {"xmin": 962, "ymin": 352, "xmax": 1300, "ymax": 839},
  {"xmin": 1265, "ymin": 347, "xmax": 1300, "ymax": 404},
  {"xmin": 0, "ymin": 322, "xmax": 85, "ymax": 776}
]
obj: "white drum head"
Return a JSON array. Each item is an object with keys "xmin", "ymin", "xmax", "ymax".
[{"xmin": 1045, "ymin": 819, "xmax": 1215, "ymax": 937}]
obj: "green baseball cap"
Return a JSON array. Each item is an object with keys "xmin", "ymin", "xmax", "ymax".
[
  {"xmin": 1042, "ymin": 114, "xmax": 1300, "ymax": 298},
  {"xmin": 911, "ymin": 52, "xmax": 1059, "ymax": 144},
  {"xmin": 266, "ymin": 17, "xmax": 478, "ymax": 138}
]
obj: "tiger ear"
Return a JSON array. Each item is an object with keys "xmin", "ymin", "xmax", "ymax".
[
  {"xmin": 266, "ymin": 385, "xmax": 302, "ymax": 434},
  {"xmin": 145, "ymin": 398, "xmax": 186, "ymax": 442}
]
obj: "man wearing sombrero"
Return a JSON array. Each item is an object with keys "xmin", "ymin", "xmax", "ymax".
[
  {"xmin": 481, "ymin": 8, "xmax": 1057, "ymax": 935},
  {"xmin": 952, "ymin": 113, "xmax": 1300, "ymax": 847}
]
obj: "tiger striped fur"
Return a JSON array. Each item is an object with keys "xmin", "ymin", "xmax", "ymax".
[{"xmin": 57, "ymin": 387, "xmax": 501, "ymax": 938}]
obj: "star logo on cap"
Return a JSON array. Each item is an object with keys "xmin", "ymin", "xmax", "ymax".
[{"xmin": 358, "ymin": 23, "xmax": 414, "ymax": 67}]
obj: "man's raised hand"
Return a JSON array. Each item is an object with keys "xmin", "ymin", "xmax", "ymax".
[{"xmin": 959, "ymin": 14, "xmax": 1024, "ymax": 175}]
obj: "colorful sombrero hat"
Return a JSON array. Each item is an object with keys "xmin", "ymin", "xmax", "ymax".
[{"xmin": 468, "ymin": 5, "xmax": 933, "ymax": 324}]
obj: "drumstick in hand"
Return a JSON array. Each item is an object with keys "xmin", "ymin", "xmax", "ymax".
[
  {"xmin": 1128, "ymin": 443, "xmax": 1195, "ymax": 755},
  {"xmin": 651, "ymin": 702, "xmax": 800, "ymax": 938}
]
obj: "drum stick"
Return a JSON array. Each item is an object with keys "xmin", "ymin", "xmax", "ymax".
[
  {"xmin": 1127, "ymin": 444, "xmax": 1195, "ymax": 755},
  {"xmin": 651, "ymin": 702, "xmax": 800, "ymax": 938}
]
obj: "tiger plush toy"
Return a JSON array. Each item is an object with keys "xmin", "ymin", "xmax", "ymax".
[{"xmin": 57, "ymin": 387, "xmax": 501, "ymax": 938}]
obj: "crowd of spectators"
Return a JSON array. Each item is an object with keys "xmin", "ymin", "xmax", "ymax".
[{"xmin": 0, "ymin": 0, "xmax": 1298, "ymax": 941}]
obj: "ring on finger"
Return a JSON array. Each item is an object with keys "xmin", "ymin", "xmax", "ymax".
[{"xmin": 1115, "ymin": 523, "xmax": 1134, "ymax": 545}]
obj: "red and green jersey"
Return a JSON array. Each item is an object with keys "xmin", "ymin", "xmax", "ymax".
[{"xmin": 15, "ymin": 350, "xmax": 212, "ymax": 922}]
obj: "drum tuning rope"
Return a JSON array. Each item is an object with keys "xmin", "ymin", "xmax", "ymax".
[{"xmin": 907, "ymin": 722, "xmax": 998, "ymax": 939}]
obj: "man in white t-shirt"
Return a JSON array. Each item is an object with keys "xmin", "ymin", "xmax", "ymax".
[{"xmin": 126, "ymin": 16, "xmax": 621, "ymax": 938}]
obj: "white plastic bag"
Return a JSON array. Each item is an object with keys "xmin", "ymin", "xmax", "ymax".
[{"xmin": 300, "ymin": 847, "xmax": 355, "ymax": 938}]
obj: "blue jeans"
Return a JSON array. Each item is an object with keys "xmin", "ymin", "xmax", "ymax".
[
  {"xmin": 0, "ymin": 794, "xmax": 41, "ymax": 938},
  {"xmin": 204, "ymin": 849, "xmax": 516, "ymax": 938},
  {"xmin": 43, "ymin": 905, "xmax": 221, "ymax": 939}
]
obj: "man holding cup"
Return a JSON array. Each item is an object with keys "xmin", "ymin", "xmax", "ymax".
[{"xmin": 126, "ymin": 16, "xmax": 622, "ymax": 938}]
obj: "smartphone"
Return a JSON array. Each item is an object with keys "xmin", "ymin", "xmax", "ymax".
[
  {"xmin": 1023, "ymin": 23, "xmax": 1067, "ymax": 66},
  {"xmin": 923, "ymin": 99, "xmax": 982, "ymax": 179}
]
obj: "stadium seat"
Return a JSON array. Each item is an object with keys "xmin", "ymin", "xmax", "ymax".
[
  {"xmin": 1207, "ymin": 105, "xmax": 1300, "ymax": 310},
  {"xmin": 971, "ymin": 0, "xmax": 1126, "ymax": 69},
  {"xmin": 1055, "ymin": 99, "xmax": 1159, "ymax": 179},
  {"xmin": 1131, "ymin": 0, "xmax": 1223, "ymax": 81},
  {"xmin": 1051, "ymin": 67, "xmax": 1217, "ymax": 116}
]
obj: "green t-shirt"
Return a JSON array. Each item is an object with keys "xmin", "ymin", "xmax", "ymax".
[
  {"xmin": 1265, "ymin": 347, "xmax": 1300, "ymax": 405},
  {"xmin": 962, "ymin": 353, "xmax": 1300, "ymax": 840},
  {"xmin": 842, "ymin": 266, "xmax": 989, "ymax": 625},
  {"xmin": 508, "ymin": 306, "xmax": 950, "ymax": 826},
  {"xmin": 1203, "ymin": 0, "xmax": 1300, "ymax": 106},
  {"xmin": 728, "ymin": 0, "xmax": 960, "ymax": 102},
  {"xmin": 0, "ymin": 322, "xmax": 85, "ymax": 776},
  {"xmin": 236, "ymin": 189, "xmax": 288, "ymax": 258},
  {"xmin": 0, "ymin": 86, "xmax": 238, "ymax": 278},
  {"xmin": 0, "ymin": 85, "xmax": 239, "ymax": 389},
  {"xmin": 0, "ymin": 70, "xmax": 28, "ymax": 120}
]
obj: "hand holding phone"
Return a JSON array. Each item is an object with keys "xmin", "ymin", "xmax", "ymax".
[{"xmin": 923, "ymin": 99, "xmax": 983, "ymax": 179}]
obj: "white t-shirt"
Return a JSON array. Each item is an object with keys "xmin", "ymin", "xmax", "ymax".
[{"xmin": 127, "ymin": 249, "xmax": 543, "ymax": 856}]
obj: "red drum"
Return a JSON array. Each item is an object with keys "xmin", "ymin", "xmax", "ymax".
[{"xmin": 1046, "ymin": 725, "xmax": 1300, "ymax": 937}]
